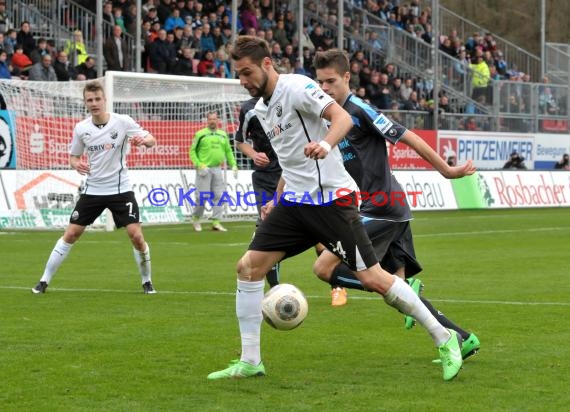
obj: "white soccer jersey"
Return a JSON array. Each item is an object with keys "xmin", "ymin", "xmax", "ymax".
[
  {"xmin": 254, "ymin": 74, "xmax": 357, "ymax": 204},
  {"xmin": 69, "ymin": 112, "xmax": 149, "ymax": 195}
]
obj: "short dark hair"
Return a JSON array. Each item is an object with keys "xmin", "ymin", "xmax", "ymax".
[
  {"xmin": 231, "ymin": 35, "xmax": 270, "ymax": 64},
  {"xmin": 312, "ymin": 49, "xmax": 350, "ymax": 75},
  {"xmin": 83, "ymin": 81, "xmax": 104, "ymax": 98}
]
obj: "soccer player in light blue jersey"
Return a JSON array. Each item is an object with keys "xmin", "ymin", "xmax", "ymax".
[{"xmin": 312, "ymin": 49, "xmax": 480, "ymax": 360}]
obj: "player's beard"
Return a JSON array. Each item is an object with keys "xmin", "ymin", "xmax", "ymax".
[{"xmin": 249, "ymin": 71, "xmax": 268, "ymax": 98}]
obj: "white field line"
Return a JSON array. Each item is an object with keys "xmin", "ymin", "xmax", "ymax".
[
  {"xmin": 413, "ymin": 226, "xmax": 570, "ymax": 238},
  {"xmin": 2, "ymin": 285, "xmax": 569, "ymax": 306},
  {"xmin": 4, "ymin": 226, "xmax": 568, "ymax": 245}
]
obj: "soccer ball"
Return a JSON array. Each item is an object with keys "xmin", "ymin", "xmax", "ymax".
[{"xmin": 261, "ymin": 284, "xmax": 308, "ymax": 330}]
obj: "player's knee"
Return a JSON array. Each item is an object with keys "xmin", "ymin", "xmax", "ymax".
[
  {"xmin": 63, "ymin": 226, "xmax": 83, "ymax": 243},
  {"xmin": 129, "ymin": 231, "xmax": 145, "ymax": 249},
  {"xmin": 63, "ymin": 233, "xmax": 78, "ymax": 243},
  {"xmin": 236, "ymin": 253, "xmax": 253, "ymax": 281},
  {"xmin": 312, "ymin": 259, "xmax": 333, "ymax": 282}
]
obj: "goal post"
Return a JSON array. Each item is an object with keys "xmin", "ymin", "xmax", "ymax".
[
  {"xmin": 103, "ymin": 71, "xmax": 250, "ymax": 169},
  {"xmin": 0, "ymin": 72, "xmax": 255, "ymax": 230},
  {"xmin": 102, "ymin": 72, "xmax": 252, "ymax": 231}
]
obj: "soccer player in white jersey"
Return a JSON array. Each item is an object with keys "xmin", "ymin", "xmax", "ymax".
[
  {"xmin": 208, "ymin": 36, "xmax": 463, "ymax": 381},
  {"xmin": 32, "ymin": 81, "xmax": 158, "ymax": 295}
]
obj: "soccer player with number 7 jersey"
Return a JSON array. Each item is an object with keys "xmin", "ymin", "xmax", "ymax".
[{"xmin": 32, "ymin": 81, "xmax": 158, "ymax": 295}]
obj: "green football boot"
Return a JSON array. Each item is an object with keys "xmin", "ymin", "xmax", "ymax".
[
  {"xmin": 461, "ymin": 333, "xmax": 481, "ymax": 360},
  {"xmin": 438, "ymin": 329, "xmax": 463, "ymax": 381},
  {"xmin": 434, "ymin": 332, "xmax": 480, "ymax": 364},
  {"xmin": 207, "ymin": 360, "xmax": 266, "ymax": 380}
]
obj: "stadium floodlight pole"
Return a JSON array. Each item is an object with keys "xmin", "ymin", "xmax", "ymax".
[
  {"xmin": 540, "ymin": 0, "xmax": 545, "ymax": 79},
  {"xmin": 431, "ymin": 0, "xmax": 439, "ymax": 131},
  {"xmin": 297, "ymin": 0, "xmax": 303, "ymax": 64},
  {"xmin": 337, "ymin": 0, "xmax": 343, "ymax": 50},
  {"xmin": 136, "ymin": 0, "xmax": 142, "ymax": 72},
  {"xmin": 230, "ymin": 0, "xmax": 238, "ymax": 78},
  {"xmin": 231, "ymin": 0, "xmax": 238, "ymax": 44},
  {"xmin": 96, "ymin": 0, "xmax": 103, "ymax": 77}
]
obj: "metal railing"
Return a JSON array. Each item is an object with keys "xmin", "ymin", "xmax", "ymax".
[
  {"xmin": 4, "ymin": 0, "xmax": 570, "ymax": 134},
  {"xmin": 545, "ymin": 42, "xmax": 570, "ymax": 85},
  {"xmin": 388, "ymin": 26, "xmax": 490, "ymax": 114},
  {"xmin": 9, "ymin": 0, "xmax": 137, "ymax": 71},
  {"xmin": 438, "ymin": 5, "xmax": 541, "ymax": 82},
  {"xmin": 304, "ymin": 10, "xmax": 387, "ymax": 70},
  {"xmin": 9, "ymin": 1, "xmax": 69, "ymax": 53}
]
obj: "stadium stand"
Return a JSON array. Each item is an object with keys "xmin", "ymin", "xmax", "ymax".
[{"xmin": 0, "ymin": 0, "xmax": 568, "ymax": 134}]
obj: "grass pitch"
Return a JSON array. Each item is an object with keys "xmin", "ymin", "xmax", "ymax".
[{"xmin": 1, "ymin": 208, "xmax": 569, "ymax": 411}]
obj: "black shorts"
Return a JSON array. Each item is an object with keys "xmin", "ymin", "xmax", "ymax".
[
  {"xmin": 252, "ymin": 171, "xmax": 281, "ymax": 225},
  {"xmin": 249, "ymin": 193, "xmax": 377, "ymax": 271},
  {"xmin": 363, "ymin": 218, "xmax": 422, "ymax": 278},
  {"xmin": 70, "ymin": 191, "xmax": 140, "ymax": 228}
]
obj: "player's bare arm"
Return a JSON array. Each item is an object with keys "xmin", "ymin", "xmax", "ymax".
[
  {"xmin": 130, "ymin": 133, "xmax": 156, "ymax": 148},
  {"xmin": 70, "ymin": 155, "xmax": 90, "ymax": 175},
  {"xmin": 400, "ymin": 131, "xmax": 476, "ymax": 179},
  {"xmin": 236, "ymin": 141, "xmax": 270, "ymax": 167},
  {"xmin": 260, "ymin": 177, "xmax": 285, "ymax": 220},
  {"xmin": 304, "ymin": 102, "xmax": 352, "ymax": 160}
]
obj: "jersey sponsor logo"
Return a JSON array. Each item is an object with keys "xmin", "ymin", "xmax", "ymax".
[
  {"xmin": 310, "ymin": 89, "xmax": 326, "ymax": 101},
  {"xmin": 87, "ymin": 143, "xmax": 116, "ymax": 152},
  {"xmin": 266, "ymin": 122, "xmax": 293, "ymax": 140},
  {"xmin": 337, "ymin": 138, "xmax": 352, "ymax": 150},
  {"xmin": 373, "ymin": 114, "xmax": 393, "ymax": 134}
]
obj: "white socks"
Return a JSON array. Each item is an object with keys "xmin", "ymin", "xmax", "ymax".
[
  {"xmin": 40, "ymin": 238, "xmax": 73, "ymax": 283},
  {"xmin": 133, "ymin": 243, "xmax": 151, "ymax": 283},
  {"xmin": 40, "ymin": 239, "xmax": 153, "ymax": 286},
  {"xmin": 236, "ymin": 279, "xmax": 265, "ymax": 365},
  {"xmin": 384, "ymin": 276, "xmax": 451, "ymax": 346}
]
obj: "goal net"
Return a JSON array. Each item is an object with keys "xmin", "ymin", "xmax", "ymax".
[{"xmin": 0, "ymin": 72, "xmax": 255, "ymax": 230}]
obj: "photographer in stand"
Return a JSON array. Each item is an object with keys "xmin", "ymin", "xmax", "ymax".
[
  {"xmin": 502, "ymin": 151, "xmax": 527, "ymax": 170},
  {"xmin": 553, "ymin": 153, "xmax": 570, "ymax": 170}
]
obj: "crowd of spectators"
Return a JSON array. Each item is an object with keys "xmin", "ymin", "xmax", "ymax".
[
  {"xmin": 0, "ymin": 17, "xmax": 97, "ymax": 81},
  {"xmin": 0, "ymin": 0, "xmax": 566, "ymax": 133}
]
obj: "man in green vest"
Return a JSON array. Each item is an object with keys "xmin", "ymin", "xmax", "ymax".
[
  {"xmin": 189, "ymin": 111, "xmax": 238, "ymax": 232},
  {"xmin": 469, "ymin": 50, "xmax": 490, "ymax": 102}
]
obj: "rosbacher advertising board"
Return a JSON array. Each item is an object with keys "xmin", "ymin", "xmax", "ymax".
[{"xmin": 1, "ymin": 170, "xmax": 569, "ymax": 229}]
